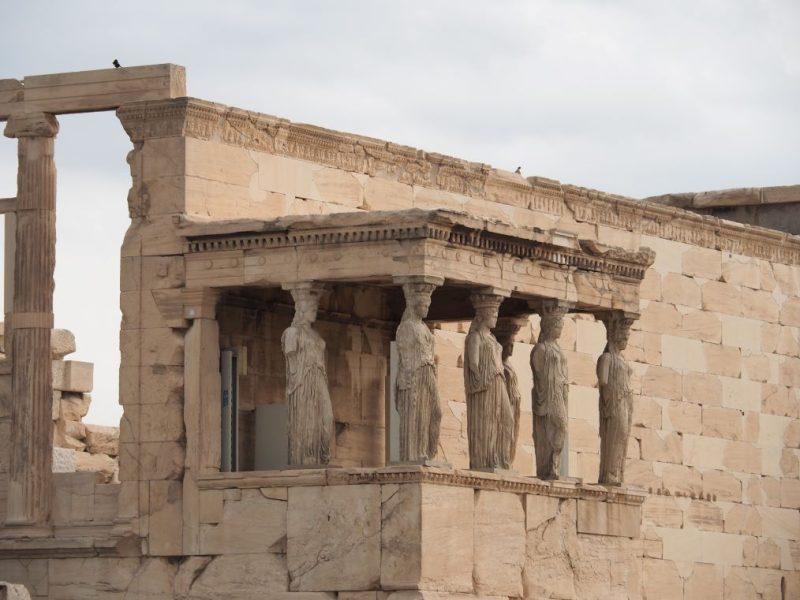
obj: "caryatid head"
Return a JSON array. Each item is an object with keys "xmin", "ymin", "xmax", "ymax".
[
  {"xmin": 538, "ymin": 302, "xmax": 570, "ymax": 343},
  {"xmin": 470, "ymin": 292, "xmax": 504, "ymax": 330},
  {"xmin": 602, "ymin": 312, "xmax": 634, "ymax": 352},
  {"xmin": 290, "ymin": 287, "xmax": 322, "ymax": 326},
  {"xmin": 402, "ymin": 282, "xmax": 437, "ymax": 320},
  {"xmin": 493, "ymin": 316, "xmax": 528, "ymax": 360}
]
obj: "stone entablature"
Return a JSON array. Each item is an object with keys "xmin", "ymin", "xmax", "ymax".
[
  {"xmin": 118, "ymin": 97, "xmax": 800, "ymax": 266},
  {"xmin": 177, "ymin": 208, "xmax": 654, "ymax": 315}
]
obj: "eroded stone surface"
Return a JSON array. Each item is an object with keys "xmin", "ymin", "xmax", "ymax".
[
  {"xmin": 473, "ymin": 490, "xmax": 525, "ymax": 596},
  {"xmin": 288, "ymin": 485, "xmax": 381, "ymax": 591}
]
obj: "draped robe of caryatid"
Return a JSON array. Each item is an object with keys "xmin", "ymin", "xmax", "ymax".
[
  {"xmin": 503, "ymin": 356, "xmax": 523, "ymax": 464},
  {"xmin": 598, "ymin": 346, "xmax": 633, "ymax": 485},
  {"xmin": 396, "ymin": 313, "xmax": 441, "ymax": 461},
  {"xmin": 532, "ymin": 338, "xmax": 568, "ymax": 479},
  {"xmin": 282, "ymin": 322, "xmax": 334, "ymax": 465},
  {"xmin": 464, "ymin": 328, "xmax": 514, "ymax": 469}
]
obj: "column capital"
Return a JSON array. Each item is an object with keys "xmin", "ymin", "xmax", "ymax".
[
  {"xmin": 152, "ymin": 287, "xmax": 220, "ymax": 328},
  {"xmin": 529, "ymin": 298, "xmax": 573, "ymax": 316},
  {"xmin": 4, "ymin": 112, "xmax": 59, "ymax": 139},
  {"xmin": 596, "ymin": 310, "xmax": 637, "ymax": 340},
  {"xmin": 281, "ymin": 281, "xmax": 328, "ymax": 293},
  {"xmin": 595, "ymin": 310, "xmax": 639, "ymax": 325},
  {"xmin": 493, "ymin": 315, "xmax": 529, "ymax": 342}
]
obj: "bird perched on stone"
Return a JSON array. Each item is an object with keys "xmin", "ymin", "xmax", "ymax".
[
  {"xmin": 113, "ymin": 59, "xmax": 122, "ymax": 68},
  {"xmin": 514, "ymin": 166, "xmax": 522, "ymax": 174}
]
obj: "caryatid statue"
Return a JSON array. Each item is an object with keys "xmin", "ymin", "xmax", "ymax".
[
  {"xmin": 531, "ymin": 301, "xmax": 571, "ymax": 480},
  {"xmin": 395, "ymin": 277, "xmax": 443, "ymax": 462},
  {"xmin": 597, "ymin": 312, "xmax": 635, "ymax": 485},
  {"xmin": 464, "ymin": 291, "xmax": 515, "ymax": 470},
  {"xmin": 281, "ymin": 283, "xmax": 334, "ymax": 466},
  {"xmin": 492, "ymin": 316, "xmax": 529, "ymax": 465}
]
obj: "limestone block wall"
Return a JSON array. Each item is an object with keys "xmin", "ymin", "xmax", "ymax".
[{"xmin": 148, "ymin": 99, "xmax": 800, "ymax": 597}]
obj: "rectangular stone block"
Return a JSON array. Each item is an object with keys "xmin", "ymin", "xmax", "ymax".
[
  {"xmin": 721, "ymin": 316, "xmax": 761, "ymax": 353},
  {"xmin": 1, "ymin": 64, "xmax": 185, "ymax": 118},
  {"xmin": 642, "ymin": 496, "xmax": 683, "ymax": 528},
  {"xmin": 577, "ymin": 499, "xmax": 640, "ymax": 538},
  {"xmin": 662, "ymin": 273, "xmax": 701, "ymax": 307},
  {"xmin": 657, "ymin": 527, "xmax": 745, "ymax": 565},
  {"xmin": 524, "ymin": 496, "xmax": 578, "ymax": 599},
  {"xmin": 680, "ymin": 310, "xmax": 722, "ymax": 343},
  {"xmin": 703, "ymin": 343, "xmax": 741, "ymax": 377},
  {"xmin": 683, "ymin": 247, "xmax": 722, "ymax": 280},
  {"xmin": 149, "ymin": 480, "xmax": 183, "ymax": 556},
  {"xmin": 702, "ymin": 281, "xmax": 742, "ymax": 315},
  {"xmin": 661, "ymin": 335, "xmax": 706, "ymax": 372},
  {"xmin": 288, "ymin": 484, "xmax": 381, "ymax": 591},
  {"xmin": 199, "ymin": 491, "xmax": 286, "ymax": 555},
  {"xmin": 381, "ymin": 483, "xmax": 473, "ymax": 593},
  {"xmin": 473, "ymin": 490, "xmax": 525, "ymax": 596},
  {"xmin": 52, "ymin": 360, "xmax": 93, "ymax": 393}
]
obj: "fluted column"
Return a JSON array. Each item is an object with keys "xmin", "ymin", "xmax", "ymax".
[{"xmin": 4, "ymin": 112, "xmax": 59, "ymax": 526}]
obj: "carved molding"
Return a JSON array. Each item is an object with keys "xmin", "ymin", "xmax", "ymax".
[
  {"xmin": 195, "ymin": 466, "xmax": 647, "ymax": 505},
  {"xmin": 184, "ymin": 211, "xmax": 654, "ymax": 282},
  {"xmin": 152, "ymin": 287, "xmax": 220, "ymax": 328},
  {"xmin": 564, "ymin": 186, "xmax": 800, "ymax": 265},
  {"xmin": 117, "ymin": 97, "xmax": 800, "ymax": 266}
]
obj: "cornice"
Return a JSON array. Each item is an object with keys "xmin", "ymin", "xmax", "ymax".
[
  {"xmin": 197, "ymin": 466, "xmax": 647, "ymax": 506},
  {"xmin": 117, "ymin": 98, "xmax": 800, "ymax": 266},
  {"xmin": 181, "ymin": 209, "xmax": 655, "ymax": 281}
]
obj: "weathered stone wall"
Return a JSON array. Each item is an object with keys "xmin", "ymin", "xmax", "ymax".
[
  {"xmin": 3, "ymin": 97, "xmax": 798, "ymax": 598},
  {"xmin": 114, "ymin": 98, "xmax": 800, "ymax": 597},
  {"xmin": 1, "ymin": 471, "xmax": 644, "ymax": 599}
]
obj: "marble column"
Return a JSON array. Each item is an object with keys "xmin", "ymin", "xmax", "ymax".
[{"xmin": 4, "ymin": 112, "xmax": 59, "ymax": 526}]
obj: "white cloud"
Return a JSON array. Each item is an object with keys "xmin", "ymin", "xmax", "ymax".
[{"xmin": 0, "ymin": 0, "xmax": 798, "ymax": 424}]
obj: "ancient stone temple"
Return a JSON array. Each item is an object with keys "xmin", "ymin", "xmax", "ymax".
[{"xmin": 0, "ymin": 65, "xmax": 798, "ymax": 599}]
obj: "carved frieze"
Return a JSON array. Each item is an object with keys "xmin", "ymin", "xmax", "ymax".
[{"xmin": 118, "ymin": 98, "xmax": 800, "ymax": 265}]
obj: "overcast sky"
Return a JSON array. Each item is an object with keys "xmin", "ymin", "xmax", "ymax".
[{"xmin": 1, "ymin": 0, "xmax": 798, "ymax": 425}]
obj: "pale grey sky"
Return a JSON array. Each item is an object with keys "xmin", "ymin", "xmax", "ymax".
[{"xmin": 1, "ymin": 0, "xmax": 798, "ymax": 425}]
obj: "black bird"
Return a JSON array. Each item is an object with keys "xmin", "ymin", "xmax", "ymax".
[
  {"xmin": 514, "ymin": 166, "xmax": 522, "ymax": 174},
  {"xmin": 113, "ymin": 59, "xmax": 122, "ymax": 68}
]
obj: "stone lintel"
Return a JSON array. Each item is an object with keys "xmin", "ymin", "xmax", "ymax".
[{"xmin": 1, "ymin": 65, "xmax": 186, "ymax": 121}]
